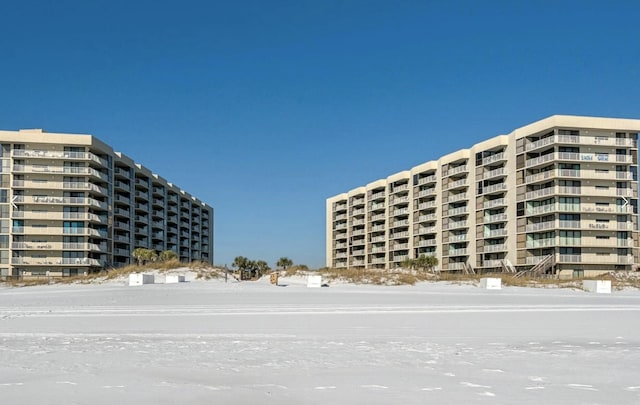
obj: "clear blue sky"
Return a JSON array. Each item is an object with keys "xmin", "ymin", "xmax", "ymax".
[{"xmin": 1, "ymin": 1, "xmax": 638, "ymax": 268}]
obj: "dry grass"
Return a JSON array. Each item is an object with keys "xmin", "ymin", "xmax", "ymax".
[
  {"xmin": 317, "ymin": 267, "xmax": 436, "ymax": 286},
  {"xmin": 1, "ymin": 260, "xmax": 218, "ymax": 288}
]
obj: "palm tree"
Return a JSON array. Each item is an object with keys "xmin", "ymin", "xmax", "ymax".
[
  {"xmin": 233, "ymin": 256, "xmax": 250, "ymax": 280},
  {"xmin": 401, "ymin": 257, "xmax": 415, "ymax": 270},
  {"xmin": 159, "ymin": 250, "xmax": 178, "ymax": 262},
  {"xmin": 255, "ymin": 260, "xmax": 270, "ymax": 278},
  {"xmin": 132, "ymin": 248, "xmax": 147, "ymax": 266},
  {"xmin": 415, "ymin": 254, "xmax": 438, "ymax": 273},
  {"xmin": 276, "ymin": 257, "xmax": 293, "ymax": 271}
]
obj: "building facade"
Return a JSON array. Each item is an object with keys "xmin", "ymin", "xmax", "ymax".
[
  {"xmin": 326, "ymin": 115, "xmax": 640, "ymax": 278},
  {"xmin": 0, "ymin": 128, "xmax": 214, "ymax": 278}
]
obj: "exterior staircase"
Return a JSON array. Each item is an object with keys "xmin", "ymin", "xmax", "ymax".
[{"xmin": 514, "ymin": 254, "xmax": 555, "ymax": 278}]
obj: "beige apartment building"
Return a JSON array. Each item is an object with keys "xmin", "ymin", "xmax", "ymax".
[
  {"xmin": 326, "ymin": 115, "xmax": 640, "ymax": 278},
  {"xmin": 0, "ymin": 128, "xmax": 214, "ymax": 278}
]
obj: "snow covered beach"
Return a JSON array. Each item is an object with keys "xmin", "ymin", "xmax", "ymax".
[{"xmin": 1, "ymin": 276, "xmax": 640, "ymax": 404}]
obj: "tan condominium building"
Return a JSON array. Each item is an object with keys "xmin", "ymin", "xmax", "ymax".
[
  {"xmin": 327, "ymin": 115, "xmax": 640, "ymax": 278},
  {"xmin": 0, "ymin": 128, "xmax": 214, "ymax": 278}
]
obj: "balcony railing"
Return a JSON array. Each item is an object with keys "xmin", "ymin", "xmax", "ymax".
[{"xmin": 482, "ymin": 152, "xmax": 505, "ymax": 165}]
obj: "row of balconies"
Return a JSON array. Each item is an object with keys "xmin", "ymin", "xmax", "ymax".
[
  {"xmin": 526, "ymin": 254, "xmax": 634, "ymax": 265},
  {"xmin": 12, "ymin": 180, "xmax": 108, "ymax": 195},
  {"xmin": 12, "ymin": 164, "xmax": 109, "ymax": 182},
  {"xmin": 11, "ymin": 211, "xmax": 104, "ymax": 222},
  {"xmin": 525, "ymin": 220, "xmax": 634, "ymax": 232},
  {"xmin": 12, "ymin": 149, "xmax": 109, "ymax": 166},
  {"xmin": 525, "ymin": 169, "xmax": 634, "ymax": 184},
  {"xmin": 12, "ymin": 227, "xmax": 107, "ymax": 237},
  {"xmin": 525, "ymin": 152, "xmax": 633, "ymax": 168},
  {"xmin": 526, "ymin": 203, "xmax": 633, "ymax": 216},
  {"xmin": 11, "ymin": 257, "xmax": 104, "ymax": 266},
  {"xmin": 11, "ymin": 242, "xmax": 105, "ymax": 251},
  {"xmin": 14, "ymin": 195, "xmax": 108, "ymax": 210},
  {"xmin": 525, "ymin": 237, "xmax": 634, "ymax": 249},
  {"xmin": 525, "ymin": 135, "xmax": 637, "ymax": 152},
  {"xmin": 525, "ymin": 186, "xmax": 634, "ymax": 200}
]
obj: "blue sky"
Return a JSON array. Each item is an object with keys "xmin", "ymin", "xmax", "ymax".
[{"xmin": 1, "ymin": 0, "xmax": 639, "ymax": 268}]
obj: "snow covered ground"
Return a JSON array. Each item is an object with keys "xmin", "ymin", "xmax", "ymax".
[{"xmin": 1, "ymin": 276, "xmax": 640, "ymax": 404}]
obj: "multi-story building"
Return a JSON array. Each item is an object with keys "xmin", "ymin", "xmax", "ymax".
[
  {"xmin": 0, "ymin": 128, "xmax": 214, "ymax": 278},
  {"xmin": 326, "ymin": 115, "xmax": 640, "ymax": 278}
]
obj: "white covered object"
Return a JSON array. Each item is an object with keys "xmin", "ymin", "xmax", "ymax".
[
  {"xmin": 582, "ymin": 280, "xmax": 611, "ymax": 294},
  {"xmin": 479, "ymin": 277, "xmax": 502, "ymax": 290},
  {"xmin": 307, "ymin": 275, "xmax": 323, "ymax": 288},
  {"xmin": 128, "ymin": 273, "xmax": 155, "ymax": 286},
  {"xmin": 165, "ymin": 275, "xmax": 186, "ymax": 284}
]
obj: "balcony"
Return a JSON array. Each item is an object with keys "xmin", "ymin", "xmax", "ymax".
[
  {"xmin": 447, "ymin": 206, "xmax": 468, "ymax": 216},
  {"xmin": 390, "ymin": 196, "xmax": 410, "ymax": 206},
  {"xmin": 392, "ymin": 208, "xmax": 409, "ymax": 216},
  {"xmin": 484, "ymin": 228, "xmax": 507, "ymax": 238},
  {"xmin": 449, "ymin": 234, "xmax": 468, "ymax": 242},
  {"xmin": 482, "ymin": 244, "xmax": 508, "ymax": 253},
  {"xmin": 482, "ymin": 259, "xmax": 504, "ymax": 268},
  {"xmin": 445, "ymin": 220, "xmax": 468, "ymax": 230},
  {"xmin": 525, "ymin": 136, "xmax": 557, "ymax": 152},
  {"xmin": 482, "ymin": 152, "xmax": 506, "ymax": 165},
  {"xmin": 448, "ymin": 262, "xmax": 467, "ymax": 270},
  {"xmin": 525, "ymin": 238, "xmax": 556, "ymax": 248},
  {"xmin": 417, "ymin": 201, "xmax": 437, "ymax": 210},
  {"xmin": 392, "ymin": 254, "xmax": 409, "ymax": 262},
  {"xmin": 417, "ymin": 226, "xmax": 437, "ymax": 234},
  {"xmin": 447, "ymin": 193, "xmax": 467, "ymax": 203},
  {"xmin": 416, "ymin": 239, "xmax": 437, "ymax": 247},
  {"xmin": 391, "ymin": 184, "xmax": 410, "ymax": 194},
  {"xmin": 416, "ymin": 175, "xmax": 437, "ymax": 186},
  {"xmin": 350, "ymin": 197, "xmax": 365, "ymax": 206},
  {"xmin": 135, "ymin": 178, "xmax": 150, "ymax": 189},
  {"xmin": 483, "ymin": 198, "xmax": 507, "ymax": 209},
  {"xmin": 390, "ymin": 231, "xmax": 410, "ymax": 239},
  {"xmin": 417, "ymin": 213, "xmax": 437, "ymax": 222},
  {"xmin": 417, "ymin": 188, "xmax": 436, "ymax": 198},
  {"xmin": 526, "ymin": 221, "xmax": 555, "ymax": 232},
  {"xmin": 482, "ymin": 183, "xmax": 507, "ymax": 195},
  {"xmin": 448, "ymin": 248, "xmax": 468, "ymax": 256},
  {"xmin": 391, "ymin": 219, "xmax": 409, "ymax": 227},
  {"xmin": 445, "ymin": 178, "xmax": 468, "ymax": 190},
  {"xmin": 446, "ymin": 165, "xmax": 468, "ymax": 177},
  {"xmin": 525, "ymin": 187, "xmax": 555, "ymax": 200},
  {"xmin": 484, "ymin": 213, "xmax": 507, "ymax": 223},
  {"xmin": 483, "ymin": 167, "xmax": 506, "ymax": 180}
]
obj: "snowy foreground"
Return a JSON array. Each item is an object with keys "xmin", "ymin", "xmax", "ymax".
[{"xmin": 1, "ymin": 275, "xmax": 640, "ymax": 405}]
